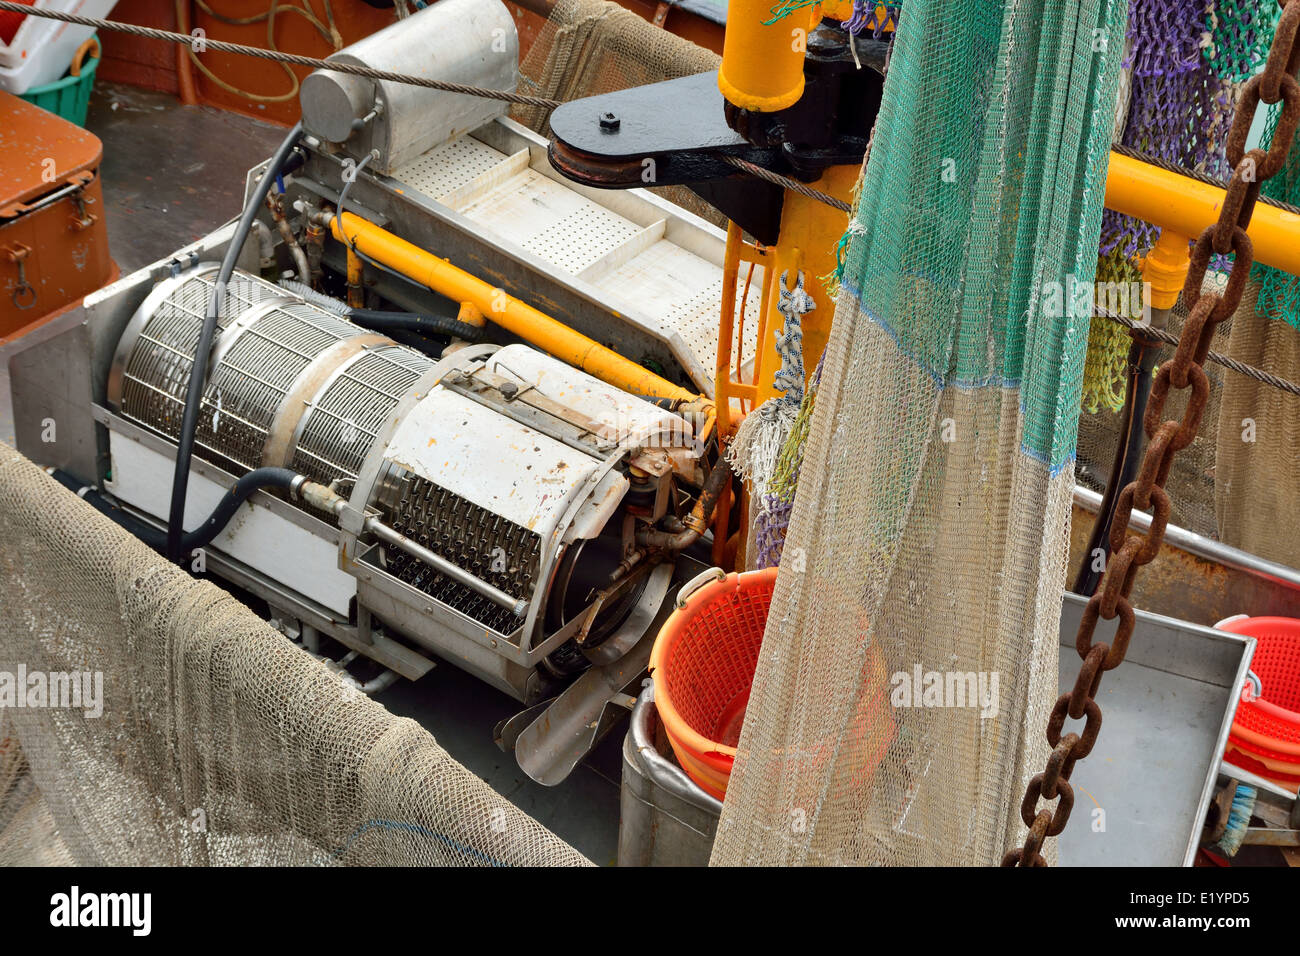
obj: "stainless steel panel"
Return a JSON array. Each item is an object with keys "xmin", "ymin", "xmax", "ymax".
[
  {"xmin": 1056, "ymin": 591, "xmax": 1254, "ymax": 867},
  {"xmin": 299, "ymin": 0, "xmax": 517, "ymax": 173}
]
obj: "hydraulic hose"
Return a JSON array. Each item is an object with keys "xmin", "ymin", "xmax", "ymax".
[
  {"xmin": 167, "ymin": 122, "xmax": 304, "ymax": 562},
  {"xmin": 1071, "ymin": 329, "xmax": 1162, "ymax": 596},
  {"xmin": 54, "ymin": 467, "xmax": 303, "ymax": 557},
  {"xmin": 637, "ymin": 454, "xmax": 733, "ymax": 551},
  {"xmin": 277, "ymin": 279, "xmax": 485, "ymax": 341},
  {"xmin": 171, "ymin": 466, "xmax": 302, "ymax": 554},
  {"xmin": 347, "ymin": 308, "xmax": 485, "ymax": 341}
]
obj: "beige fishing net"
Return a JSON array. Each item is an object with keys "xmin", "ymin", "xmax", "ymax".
[
  {"xmin": 1076, "ymin": 296, "xmax": 1235, "ymax": 543},
  {"xmin": 710, "ymin": 304, "xmax": 1072, "ymax": 865},
  {"xmin": 0, "ymin": 441, "xmax": 589, "ymax": 867},
  {"xmin": 1215, "ymin": 281, "xmax": 1300, "ymax": 569},
  {"xmin": 514, "ymin": 0, "xmax": 720, "ymax": 129},
  {"xmin": 0, "ymin": 719, "xmax": 75, "ymax": 866},
  {"xmin": 1074, "ymin": 277, "xmax": 1300, "ymax": 575}
]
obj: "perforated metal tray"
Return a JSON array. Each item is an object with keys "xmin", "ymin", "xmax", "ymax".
[{"xmin": 384, "ymin": 117, "xmax": 764, "ymax": 396}]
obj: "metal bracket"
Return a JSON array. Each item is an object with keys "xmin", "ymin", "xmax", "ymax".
[
  {"xmin": 547, "ymin": 23, "xmax": 887, "ymax": 242},
  {"xmin": 513, "ymin": 561, "xmax": 677, "ymax": 784},
  {"xmin": 4, "ymin": 242, "xmax": 35, "ymax": 310},
  {"xmin": 548, "ymin": 71, "xmax": 786, "ymax": 244}
]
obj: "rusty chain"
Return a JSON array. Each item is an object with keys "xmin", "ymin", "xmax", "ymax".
[{"xmin": 1004, "ymin": 0, "xmax": 1300, "ymax": 867}]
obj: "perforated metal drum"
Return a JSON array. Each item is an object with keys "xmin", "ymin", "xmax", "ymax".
[{"xmin": 107, "ymin": 265, "xmax": 433, "ymax": 485}]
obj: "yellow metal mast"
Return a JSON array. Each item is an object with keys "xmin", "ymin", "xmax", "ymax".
[{"xmin": 717, "ymin": 0, "xmax": 860, "ymax": 407}]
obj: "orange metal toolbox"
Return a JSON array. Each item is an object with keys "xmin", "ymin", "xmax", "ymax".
[{"xmin": 0, "ymin": 90, "xmax": 114, "ymax": 343}]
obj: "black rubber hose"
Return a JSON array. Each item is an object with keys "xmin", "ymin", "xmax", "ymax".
[
  {"xmin": 174, "ymin": 467, "xmax": 300, "ymax": 554},
  {"xmin": 347, "ymin": 308, "xmax": 485, "ymax": 341},
  {"xmin": 166, "ymin": 121, "xmax": 304, "ymax": 562},
  {"xmin": 55, "ymin": 467, "xmax": 300, "ymax": 557},
  {"xmin": 1071, "ymin": 332, "xmax": 1161, "ymax": 595}
]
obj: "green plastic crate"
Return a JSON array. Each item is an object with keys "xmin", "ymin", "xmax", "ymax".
[{"xmin": 18, "ymin": 34, "xmax": 99, "ymax": 128}]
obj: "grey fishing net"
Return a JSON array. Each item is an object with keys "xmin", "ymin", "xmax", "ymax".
[{"xmin": 0, "ymin": 441, "xmax": 589, "ymax": 866}]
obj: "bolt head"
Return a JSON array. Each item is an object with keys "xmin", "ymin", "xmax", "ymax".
[{"xmin": 599, "ymin": 112, "xmax": 620, "ymax": 131}]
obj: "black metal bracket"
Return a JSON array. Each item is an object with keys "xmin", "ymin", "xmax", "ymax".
[
  {"xmin": 548, "ymin": 71, "xmax": 786, "ymax": 242},
  {"xmin": 547, "ymin": 20, "xmax": 888, "ymax": 243}
]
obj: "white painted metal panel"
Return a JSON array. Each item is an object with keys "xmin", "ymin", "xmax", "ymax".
[
  {"xmin": 105, "ymin": 431, "xmax": 355, "ymax": 616},
  {"xmin": 456, "ymin": 168, "xmax": 643, "ymax": 275},
  {"xmin": 594, "ymin": 239, "xmax": 765, "ymax": 385},
  {"xmin": 383, "ymin": 386, "xmax": 626, "ymax": 538},
  {"xmin": 485, "ymin": 344, "xmax": 693, "ymax": 449}
]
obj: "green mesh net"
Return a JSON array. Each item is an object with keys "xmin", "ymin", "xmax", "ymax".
[
  {"xmin": 1203, "ymin": 0, "xmax": 1282, "ymax": 84},
  {"xmin": 711, "ymin": 0, "xmax": 1127, "ymax": 866},
  {"xmin": 1254, "ymin": 106, "xmax": 1300, "ymax": 329}
]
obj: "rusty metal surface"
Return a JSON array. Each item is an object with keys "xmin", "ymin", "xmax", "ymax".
[
  {"xmin": 0, "ymin": 92, "xmax": 113, "ymax": 340},
  {"xmin": 1069, "ymin": 504, "xmax": 1300, "ymax": 625},
  {"xmin": 0, "ymin": 92, "xmax": 102, "ymax": 215},
  {"xmin": 0, "ymin": 173, "xmax": 113, "ymax": 342}
]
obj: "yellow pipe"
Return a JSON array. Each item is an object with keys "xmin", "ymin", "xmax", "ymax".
[
  {"xmin": 1105, "ymin": 150, "xmax": 1300, "ymax": 276},
  {"xmin": 331, "ymin": 212, "xmax": 699, "ymax": 404},
  {"xmin": 1139, "ymin": 229, "xmax": 1191, "ymax": 311},
  {"xmin": 345, "ymin": 246, "xmax": 365, "ymax": 309},
  {"xmin": 719, "ymin": 0, "xmax": 813, "ymax": 113}
]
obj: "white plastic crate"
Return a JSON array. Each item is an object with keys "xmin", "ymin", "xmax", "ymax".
[{"xmin": 0, "ymin": 0, "xmax": 116, "ymax": 94}]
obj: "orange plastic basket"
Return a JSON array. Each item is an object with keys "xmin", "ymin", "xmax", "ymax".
[
  {"xmin": 649, "ymin": 567, "xmax": 897, "ymax": 800},
  {"xmin": 649, "ymin": 567, "xmax": 776, "ymax": 799},
  {"xmin": 1219, "ymin": 616, "xmax": 1300, "ymax": 756},
  {"xmin": 1224, "ymin": 743, "xmax": 1300, "ymax": 785}
]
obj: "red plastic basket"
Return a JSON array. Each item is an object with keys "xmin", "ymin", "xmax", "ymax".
[
  {"xmin": 649, "ymin": 567, "xmax": 896, "ymax": 800},
  {"xmin": 649, "ymin": 568, "xmax": 775, "ymax": 798},
  {"xmin": 1220, "ymin": 616, "xmax": 1300, "ymax": 758},
  {"xmin": 1226, "ymin": 731, "xmax": 1300, "ymax": 768},
  {"xmin": 1224, "ymin": 744, "xmax": 1300, "ymax": 785}
]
